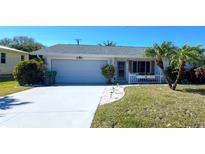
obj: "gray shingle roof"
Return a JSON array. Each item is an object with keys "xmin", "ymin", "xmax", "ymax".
[
  {"xmin": 33, "ymin": 44, "xmax": 147, "ymax": 58},
  {"xmin": 0, "ymin": 45, "xmax": 28, "ymax": 54}
]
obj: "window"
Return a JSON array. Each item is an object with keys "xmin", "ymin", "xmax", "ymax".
[
  {"xmin": 146, "ymin": 61, "xmax": 150, "ymax": 73},
  {"xmin": 21, "ymin": 55, "xmax": 25, "ymax": 61},
  {"xmin": 138, "ymin": 61, "xmax": 145, "ymax": 73},
  {"xmin": 133, "ymin": 61, "xmax": 137, "ymax": 72},
  {"xmin": 1, "ymin": 53, "xmax": 6, "ymax": 64},
  {"xmin": 132, "ymin": 61, "xmax": 153, "ymax": 75}
]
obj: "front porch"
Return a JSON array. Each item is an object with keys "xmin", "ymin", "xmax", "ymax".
[{"xmin": 113, "ymin": 59, "xmax": 164, "ymax": 84}]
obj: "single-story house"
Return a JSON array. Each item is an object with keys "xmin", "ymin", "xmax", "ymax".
[
  {"xmin": 33, "ymin": 44, "xmax": 169, "ymax": 84},
  {"xmin": 0, "ymin": 45, "xmax": 29, "ymax": 75}
]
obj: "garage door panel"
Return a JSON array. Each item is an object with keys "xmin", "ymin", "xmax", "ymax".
[{"xmin": 51, "ymin": 59, "xmax": 107, "ymax": 84}]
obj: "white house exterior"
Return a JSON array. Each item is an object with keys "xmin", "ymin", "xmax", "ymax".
[
  {"xmin": 0, "ymin": 45, "xmax": 29, "ymax": 75},
  {"xmin": 33, "ymin": 44, "xmax": 168, "ymax": 84}
]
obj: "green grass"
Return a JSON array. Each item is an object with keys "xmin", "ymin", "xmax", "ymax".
[
  {"xmin": 92, "ymin": 85, "xmax": 205, "ymax": 128},
  {"xmin": 0, "ymin": 80, "xmax": 31, "ymax": 96}
]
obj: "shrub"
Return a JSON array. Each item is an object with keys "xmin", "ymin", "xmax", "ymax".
[
  {"xmin": 13, "ymin": 60, "xmax": 45, "ymax": 86},
  {"xmin": 168, "ymin": 67, "xmax": 205, "ymax": 84},
  {"xmin": 101, "ymin": 64, "xmax": 115, "ymax": 84},
  {"xmin": 193, "ymin": 66, "xmax": 205, "ymax": 84}
]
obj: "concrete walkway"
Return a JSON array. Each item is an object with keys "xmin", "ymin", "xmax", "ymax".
[{"xmin": 0, "ymin": 85, "xmax": 105, "ymax": 128}]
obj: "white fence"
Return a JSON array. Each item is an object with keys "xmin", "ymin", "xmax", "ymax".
[{"xmin": 128, "ymin": 73, "xmax": 163, "ymax": 84}]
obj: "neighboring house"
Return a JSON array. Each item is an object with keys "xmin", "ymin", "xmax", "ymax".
[
  {"xmin": 33, "ymin": 44, "xmax": 168, "ymax": 84},
  {"xmin": 0, "ymin": 45, "xmax": 29, "ymax": 75}
]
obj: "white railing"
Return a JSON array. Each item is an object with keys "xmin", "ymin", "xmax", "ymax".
[{"xmin": 128, "ymin": 73, "xmax": 163, "ymax": 84}]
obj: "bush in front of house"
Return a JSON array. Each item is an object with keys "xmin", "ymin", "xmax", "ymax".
[
  {"xmin": 193, "ymin": 66, "xmax": 205, "ymax": 84},
  {"xmin": 13, "ymin": 60, "xmax": 45, "ymax": 86},
  {"xmin": 101, "ymin": 64, "xmax": 115, "ymax": 84},
  {"xmin": 167, "ymin": 65, "xmax": 205, "ymax": 84}
]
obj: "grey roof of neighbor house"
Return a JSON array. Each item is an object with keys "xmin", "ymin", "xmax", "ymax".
[
  {"xmin": 33, "ymin": 44, "xmax": 148, "ymax": 58},
  {"xmin": 0, "ymin": 45, "xmax": 28, "ymax": 54}
]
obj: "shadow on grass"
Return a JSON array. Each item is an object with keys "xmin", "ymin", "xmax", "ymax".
[
  {"xmin": 0, "ymin": 96, "xmax": 32, "ymax": 110},
  {"xmin": 177, "ymin": 88, "xmax": 205, "ymax": 95}
]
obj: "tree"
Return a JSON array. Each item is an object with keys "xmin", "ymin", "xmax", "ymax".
[
  {"xmin": 170, "ymin": 44, "xmax": 203, "ymax": 90},
  {"xmin": 146, "ymin": 42, "xmax": 203, "ymax": 90},
  {"xmin": 0, "ymin": 36, "xmax": 45, "ymax": 52},
  {"xmin": 98, "ymin": 40, "xmax": 117, "ymax": 47},
  {"xmin": 0, "ymin": 38, "xmax": 12, "ymax": 46},
  {"xmin": 145, "ymin": 41, "xmax": 176, "ymax": 88}
]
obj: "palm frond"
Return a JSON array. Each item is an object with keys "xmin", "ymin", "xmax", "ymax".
[
  {"xmin": 170, "ymin": 44, "xmax": 203, "ymax": 67},
  {"xmin": 145, "ymin": 41, "xmax": 177, "ymax": 61}
]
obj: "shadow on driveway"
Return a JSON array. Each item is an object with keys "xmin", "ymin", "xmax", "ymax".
[{"xmin": 0, "ymin": 96, "xmax": 32, "ymax": 110}]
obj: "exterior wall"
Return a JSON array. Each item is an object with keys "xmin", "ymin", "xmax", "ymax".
[
  {"xmin": 185, "ymin": 62, "xmax": 195, "ymax": 70},
  {"xmin": 0, "ymin": 51, "xmax": 29, "ymax": 75},
  {"xmin": 43, "ymin": 55, "xmax": 166, "ymax": 84}
]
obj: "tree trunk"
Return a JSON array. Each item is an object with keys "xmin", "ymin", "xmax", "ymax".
[
  {"xmin": 159, "ymin": 67, "xmax": 173, "ymax": 88},
  {"xmin": 156, "ymin": 60, "xmax": 173, "ymax": 89},
  {"xmin": 172, "ymin": 62, "xmax": 185, "ymax": 90}
]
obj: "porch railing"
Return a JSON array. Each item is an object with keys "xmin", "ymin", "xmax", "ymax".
[{"xmin": 128, "ymin": 73, "xmax": 163, "ymax": 84}]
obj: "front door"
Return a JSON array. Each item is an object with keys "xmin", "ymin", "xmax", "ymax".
[{"xmin": 117, "ymin": 61, "xmax": 125, "ymax": 80}]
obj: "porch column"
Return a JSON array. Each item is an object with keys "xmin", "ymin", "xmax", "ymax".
[
  {"xmin": 111, "ymin": 58, "xmax": 116, "ymax": 83},
  {"xmin": 159, "ymin": 70, "xmax": 162, "ymax": 83},
  {"xmin": 46, "ymin": 57, "xmax": 52, "ymax": 71},
  {"xmin": 128, "ymin": 72, "xmax": 130, "ymax": 84},
  {"xmin": 111, "ymin": 58, "xmax": 115, "ymax": 65},
  {"xmin": 126, "ymin": 61, "xmax": 129, "ymax": 82}
]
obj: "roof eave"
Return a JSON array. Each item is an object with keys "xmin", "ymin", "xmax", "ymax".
[
  {"xmin": 0, "ymin": 46, "xmax": 28, "ymax": 55},
  {"xmin": 31, "ymin": 52, "xmax": 146, "ymax": 58}
]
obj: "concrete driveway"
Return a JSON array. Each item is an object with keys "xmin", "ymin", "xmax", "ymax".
[{"xmin": 0, "ymin": 85, "xmax": 105, "ymax": 128}]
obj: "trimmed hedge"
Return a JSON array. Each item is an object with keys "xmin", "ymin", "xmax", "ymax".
[
  {"xmin": 101, "ymin": 64, "xmax": 115, "ymax": 84},
  {"xmin": 13, "ymin": 60, "xmax": 45, "ymax": 86}
]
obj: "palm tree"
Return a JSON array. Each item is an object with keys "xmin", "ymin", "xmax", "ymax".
[
  {"xmin": 170, "ymin": 44, "xmax": 203, "ymax": 90},
  {"xmin": 145, "ymin": 41, "xmax": 176, "ymax": 88},
  {"xmin": 98, "ymin": 40, "xmax": 117, "ymax": 47}
]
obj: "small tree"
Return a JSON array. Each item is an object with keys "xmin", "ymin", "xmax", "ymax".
[
  {"xmin": 145, "ymin": 41, "xmax": 176, "ymax": 88},
  {"xmin": 170, "ymin": 44, "xmax": 203, "ymax": 90},
  {"xmin": 101, "ymin": 64, "xmax": 115, "ymax": 84},
  {"xmin": 146, "ymin": 42, "xmax": 203, "ymax": 90},
  {"xmin": 13, "ymin": 60, "xmax": 45, "ymax": 86}
]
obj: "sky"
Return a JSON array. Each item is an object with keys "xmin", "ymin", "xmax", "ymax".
[{"xmin": 0, "ymin": 26, "xmax": 205, "ymax": 47}]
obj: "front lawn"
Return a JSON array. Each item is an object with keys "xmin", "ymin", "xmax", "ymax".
[
  {"xmin": 0, "ymin": 81, "xmax": 31, "ymax": 96},
  {"xmin": 92, "ymin": 85, "xmax": 205, "ymax": 128}
]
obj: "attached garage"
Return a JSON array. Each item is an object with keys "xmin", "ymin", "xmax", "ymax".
[{"xmin": 51, "ymin": 59, "xmax": 108, "ymax": 84}]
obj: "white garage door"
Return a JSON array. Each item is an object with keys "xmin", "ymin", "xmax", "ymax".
[{"xmin": 51, "ymin": 59, "xmax": 107, "ymax": 84}]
